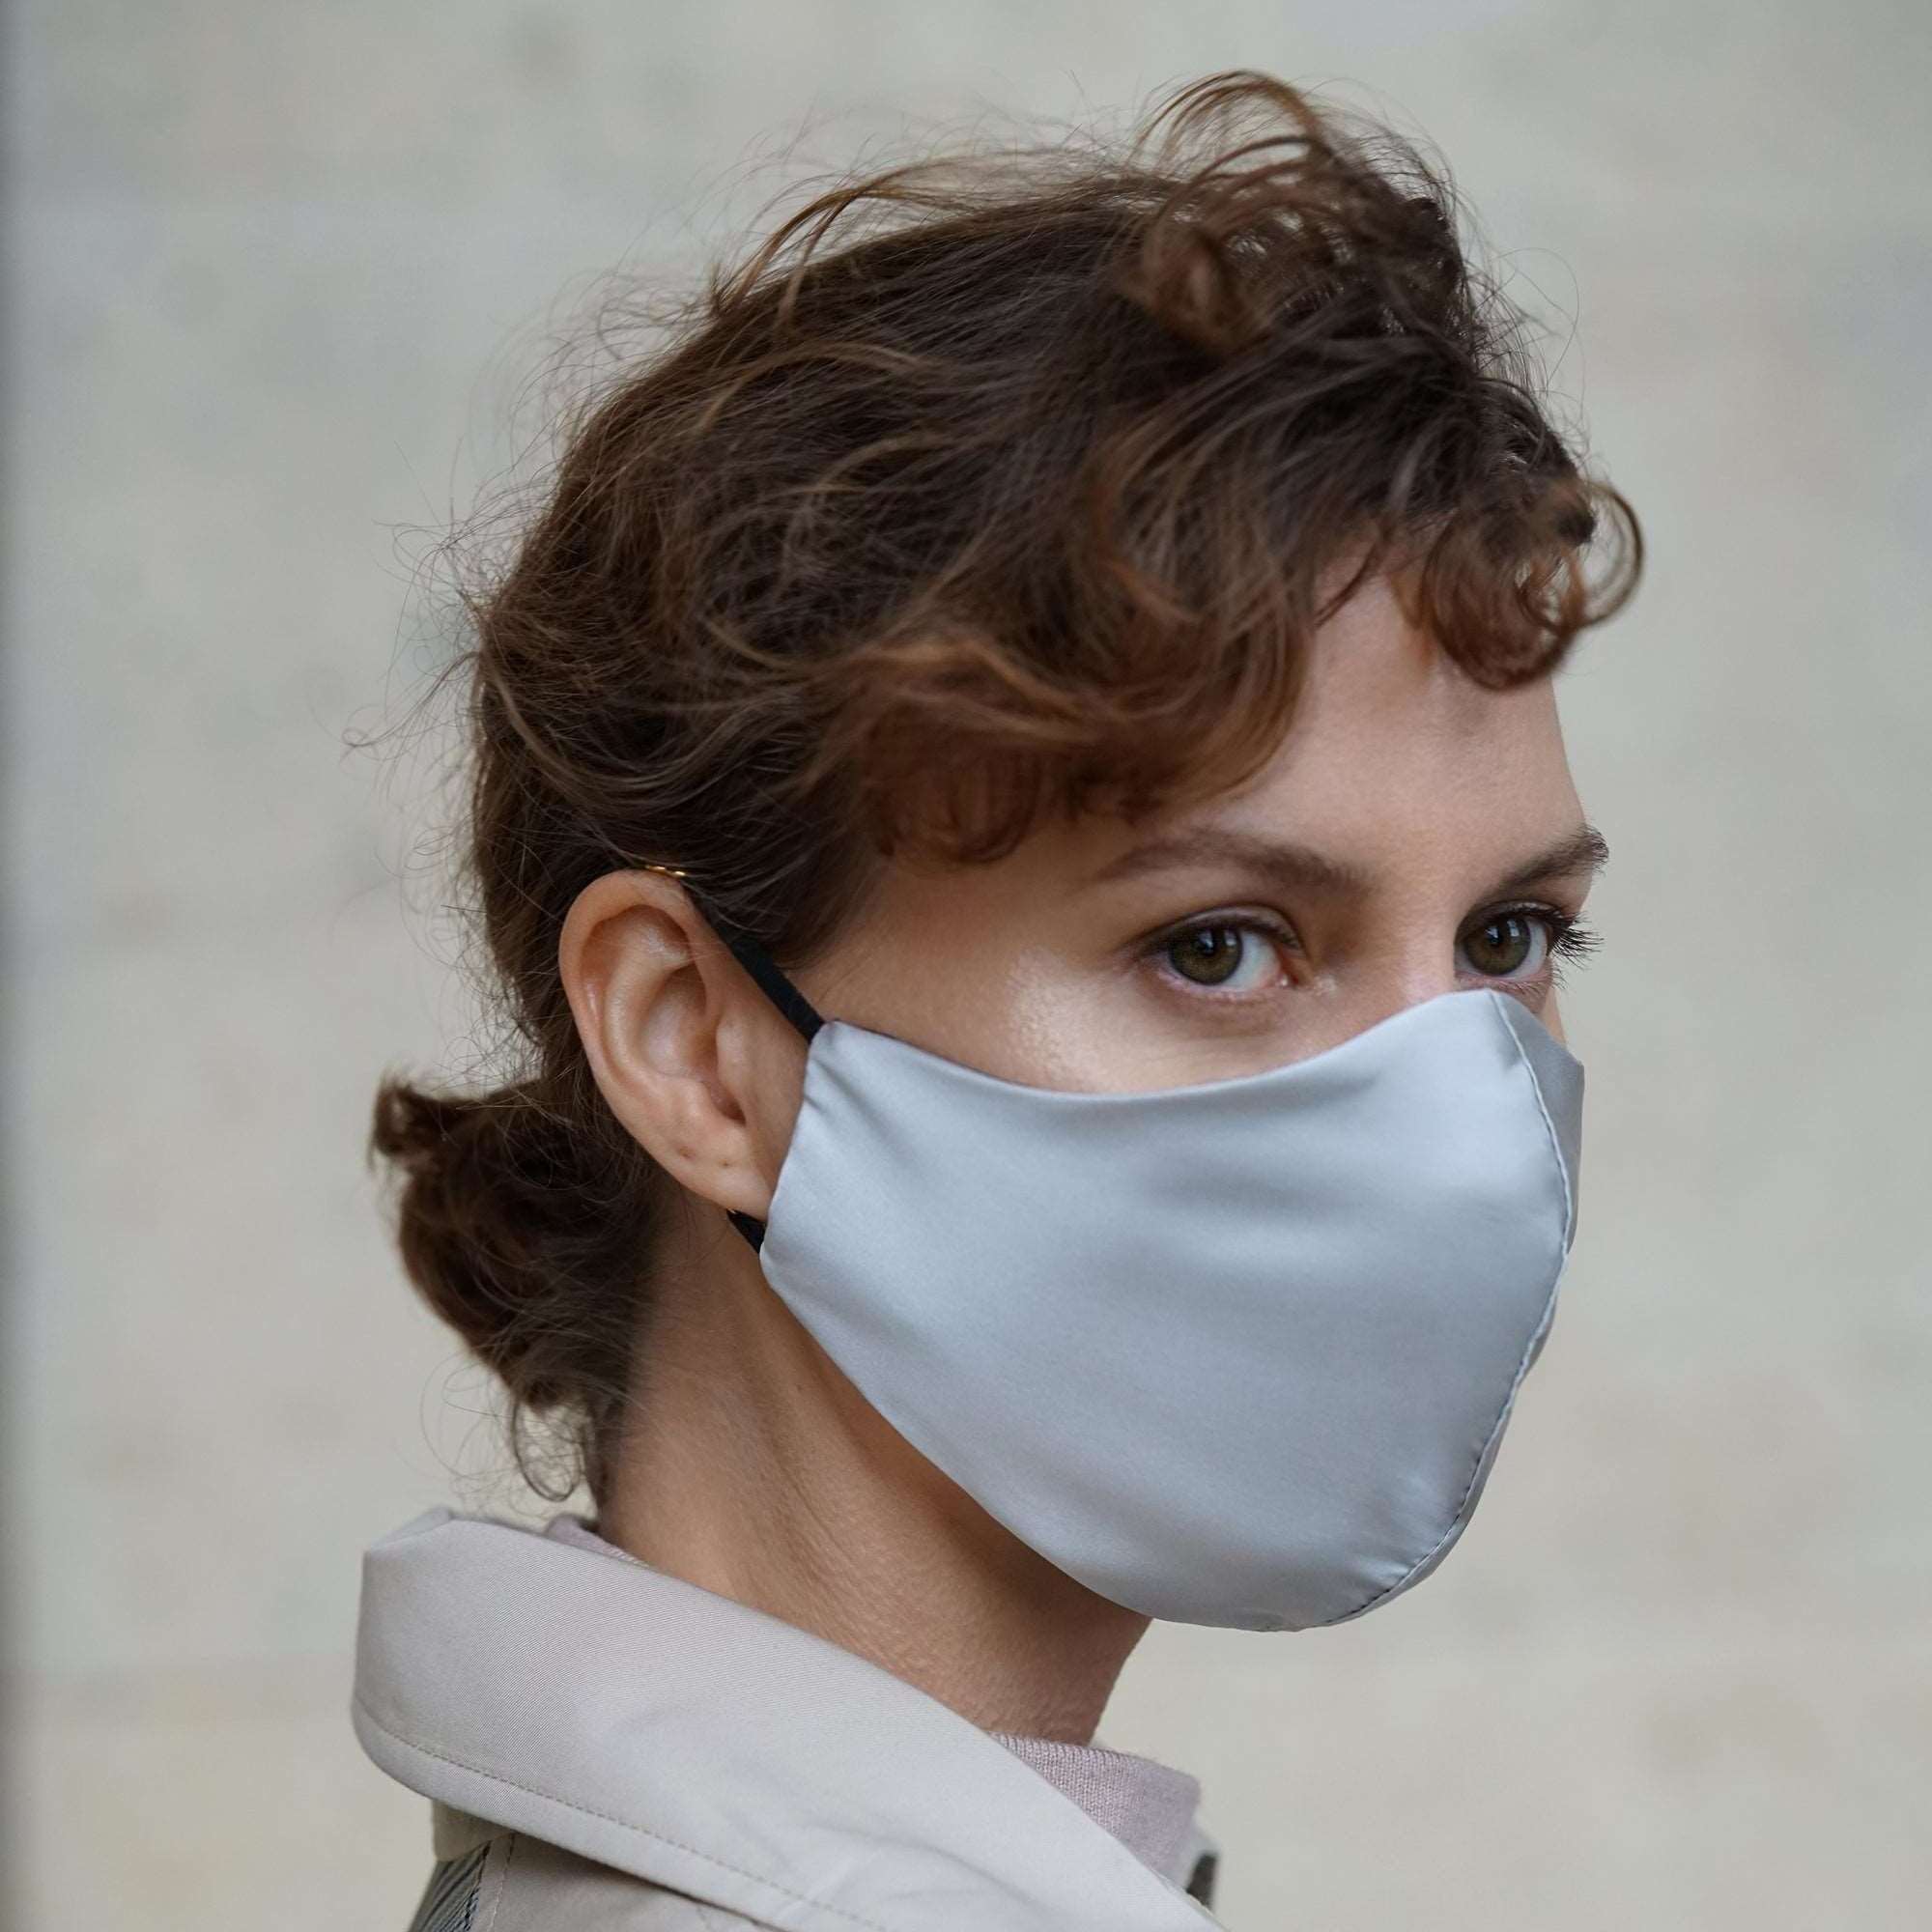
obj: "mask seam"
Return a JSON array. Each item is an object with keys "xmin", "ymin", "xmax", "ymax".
[{"xmin": 1312, "ymin": 992, "xmax": 1576, "ymax": 1627}]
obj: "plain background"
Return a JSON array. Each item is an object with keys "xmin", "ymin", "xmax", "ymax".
[{"xmin": 3, "ymin": 3, "xmax": 1927, "ymax": 1927}]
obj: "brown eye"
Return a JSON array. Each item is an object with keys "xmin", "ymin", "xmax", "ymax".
[
  {"xmin": 1142, "ymin": 915, "xmax": 1296, "ymax": 997},
  {"xmin": 1167, "ymin": 923, "xmax": 1251, "ymax": 986},
  {"xmin": 1460, "ymin": 911, "xmax": 1549, "ymax": 980}
]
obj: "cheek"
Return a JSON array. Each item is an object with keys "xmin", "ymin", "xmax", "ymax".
[
  {"xmin": 987, "ymin": 967, "xmax": 1129, "ymax": 1091},
  {"xmin": 1540, "ymin": 989, "xmax": 1568, "ymax": 1048},
  {"xmin": 931, "ymin": 947, "xmax": 1185, "ymax": 1095},
  {"xmin": 847, "ymin": 915, "xmax": 1114, "ymax": 1092}
]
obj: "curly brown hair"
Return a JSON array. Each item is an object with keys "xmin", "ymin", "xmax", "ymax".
[{"xmin": 367, "ymin": 69, "xmax": 1642, "ymax": 1512}]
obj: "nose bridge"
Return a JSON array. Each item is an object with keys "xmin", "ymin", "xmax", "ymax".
[
  {"xmin": 1317, "ymin": 945, "xmax": 1463, "ymax": 1055},
  {"xmin": 1389, "ymin": 947, "xmax": 1463, "ymax": 1016},
  {"xmin": 1390, "ymin": 867, "xmax": 1483, "ymax": 991}
]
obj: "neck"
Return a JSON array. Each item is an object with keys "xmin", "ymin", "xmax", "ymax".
[{"xmin": 598, "ymin": 1203, "xmax": 1150, "ymax": 1742}]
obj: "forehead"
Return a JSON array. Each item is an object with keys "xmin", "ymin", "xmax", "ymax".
[
  {"xmin": 1228, "ymin": 572, "xmax": 1578, "ymax": 830},
  {"xmin": 994, "ymin": 570, "xmax": 1584, "ymax": 905},
  {"xmin": 867, "ymin": 571, "xmax": 1586, "ymax": 925}
]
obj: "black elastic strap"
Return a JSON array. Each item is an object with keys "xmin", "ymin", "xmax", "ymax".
[
  {"xmin": 725, "ymin": 1209, "xmax": 771, "ymax": 1253},
  {"xmin": 674, "ymin": 878, "xmax": 824, "ymax": 1254}
]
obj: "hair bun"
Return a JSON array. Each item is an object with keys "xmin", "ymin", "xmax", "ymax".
[{"xmin": 368, "ymin": 1073, "xmax": 645, "ymax": 1423}]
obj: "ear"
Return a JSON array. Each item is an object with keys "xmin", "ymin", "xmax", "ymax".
[{"xmin": 558, "ymin": 869, "xmax": 808, "ymax": 1224}]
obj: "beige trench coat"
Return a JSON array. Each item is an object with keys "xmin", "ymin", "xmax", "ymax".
[{"xmin": 352, "ymin": 1508, "xmax": 1225, "ymax": 1931}]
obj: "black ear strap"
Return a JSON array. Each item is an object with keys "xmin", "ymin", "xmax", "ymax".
[{"xmin": 641, "ymin": 867, "xmax": 823, "ymax": 1253}]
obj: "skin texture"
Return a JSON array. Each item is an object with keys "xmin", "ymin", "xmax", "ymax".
[{"xmin": 558, "ymin": 568, "xmax": 1605, "ymax": 1743}]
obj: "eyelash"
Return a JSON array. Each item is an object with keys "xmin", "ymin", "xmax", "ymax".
[{"xmin": 1139, "ymin": 903, "xmax": 1605, "ymax": 996}]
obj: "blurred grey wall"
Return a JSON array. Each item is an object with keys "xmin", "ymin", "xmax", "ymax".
[{"xmin": 4, "ymin": 3, "xmax": 1927, "ymax": 1927}]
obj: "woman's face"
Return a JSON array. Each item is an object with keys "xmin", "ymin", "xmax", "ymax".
[{"xmin": 796, "ymin": 570, "xmax": 1605, "ymax": 1094}]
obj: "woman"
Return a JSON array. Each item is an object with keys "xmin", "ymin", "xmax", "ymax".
[{"xmin": 355, "ymin": 69, "xmax": 1642, "ymax": 1931}]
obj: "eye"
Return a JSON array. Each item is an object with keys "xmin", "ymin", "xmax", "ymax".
[
  {"xmin": 1457, "ymin": 904, "xmax": 1601, "ymax": 983},
  {"xmin": 1151, "ymin": 918, "xmax": 1291, "ymax": 993},
  {"xmin": 1460, "ymin": 910, "xmax": 1549, "ymax": 980}
]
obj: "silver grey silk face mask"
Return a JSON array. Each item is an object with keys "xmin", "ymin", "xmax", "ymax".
[{"xmin": 677, "ymin": 880, "xmax": 1583, "ymax": 1632}]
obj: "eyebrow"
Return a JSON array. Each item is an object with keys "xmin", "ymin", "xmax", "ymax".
[{"xmin": 1084, "ymin": 820, "xmax": 1610, "ymax": 902}]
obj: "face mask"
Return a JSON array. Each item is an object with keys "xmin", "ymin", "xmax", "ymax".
[{"xmin": 659, "ymin": 871, "xmax": 1583, "ymax": 1632}]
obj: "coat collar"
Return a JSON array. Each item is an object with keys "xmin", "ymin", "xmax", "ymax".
[{"xmin": 353, "ymin": 1507, "xmax": 1219, "ymax": 1931}]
